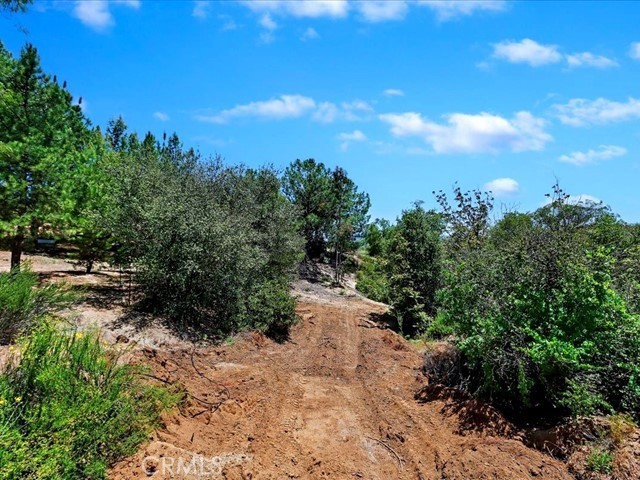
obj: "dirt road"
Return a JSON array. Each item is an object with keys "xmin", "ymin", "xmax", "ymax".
[{"xmin": 110, "ymin": 289, "xmax": 572, "ymax": 480}]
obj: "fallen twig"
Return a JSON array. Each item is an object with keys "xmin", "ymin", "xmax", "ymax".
[{"xmin": 365, "ymin": 435, "xmax": 404, "ymax": 470}]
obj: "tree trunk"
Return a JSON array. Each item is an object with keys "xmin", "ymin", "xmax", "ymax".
[{"xmin": 10, "ymin": 234, "xmax": 24, "ymax": 270}]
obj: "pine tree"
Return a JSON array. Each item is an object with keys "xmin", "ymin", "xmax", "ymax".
[{"xmin": 0, "ymin": 43, "xmax": 90, "ymax": 269}]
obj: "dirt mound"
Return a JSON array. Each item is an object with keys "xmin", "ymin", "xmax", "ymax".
[{"xmin": 110, "ymin": 295, "xmax": 571, "ymax": 479}]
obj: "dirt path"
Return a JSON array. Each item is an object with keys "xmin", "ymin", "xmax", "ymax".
[{"xmin": 110, "ymin": 291, "xmax": 572, "ymax": 480}]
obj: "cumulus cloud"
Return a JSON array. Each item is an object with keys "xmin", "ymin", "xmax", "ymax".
[
  {"xmin": 492, "ymin": 38, "xmax": 562, "ymax": 66},
  {"xmin": 484, "ymin": 178, "xmax": 519, "ymax": 197},
  {"xmin": 629, "ymin": 42, "xmax": 640, "ymax": 60},
  {"xmin": 379, "ymin": 110, "xmax": 551, "ymax": 154},
  {"xmin": 337, "ymin": 129, "xmax": 367, "ymax": 150},
  {"xmin": 196, "ymin": 94, "xmax": 374, "ymax": 125},
  {"xmin": 73, "ymin": 0, "xmax": 139, "ymax": 31},
  {"xmin": 196, "ymin": 95, "xmax": 316, "ymax": 123},
  {"xmin": 312, "ymin": 100, "xmax": 374, "ymax": 123},
  {"xmin": 491, "ymin": 38, "xmax": 617, "ymax": 69},
  {"xmin": 301, "ymin": 27, "xmax": 319, "ymax": 41},
  {"xmin": 259, "ymin": 13, "xmax": 278, "ymax": 30},
  {"xmin": 553, "ymin": 97, "xmax": 640, "ymax": 127},
  {"xmin": 238, "ymin": 0, "xmax": 506, "ymax": 23},
  {"xmin": 153, "ymin": 112, "xmax": 170, "ymax": 122},
  {"xmin": 383, "ymin": 88, "xmax": 404, "ymax": 97},
  {"xmin": 218, "ymin": 14, "xmax": 238, "ymax": 31},
  {"xmin": 559, "ymin": 145, "xmax": 626, "ymax": 166},
  {"xmin": 417, "ymin": 0, "xmax": 507, "ymax": 21},
  {"xmin": 566, "ymin": 52, "xmax": 618, "ymax": 68},
  {"xmin": 356, "ymin": 1, "xmax": 408, "ymax": 23},
  {"xmin": 240, "ymin": 0, "xmax": 349, "ymax": 19},
  {"xmin": 192, "ymin": 0, "xmax": 211, "ymax": 19}
]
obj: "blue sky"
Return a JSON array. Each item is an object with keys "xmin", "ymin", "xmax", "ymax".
[{"xmin": 2, "ymin": 0, "xmax": 640, "ymax": 222}]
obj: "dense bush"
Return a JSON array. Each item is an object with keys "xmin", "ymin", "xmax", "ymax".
[
  {"xmin": 357, "ymin": 205, "xmax": 444, "ymax": 337},
  {"xmin": 386, "ymin": 205, "xmax": 444, "ymax": 337},
  {"xmin": 0, "ymin": 267, "xmax": 74, "ymax": 344},
  {"xmin": 436, "ymin": 189, "xmax": 640, "ymax": 420},
  {"xmin": 0, "ymin": 322, "xmax": 177, "ymax": 479},
  {"xmin": 355, "ymin": 254, "xmax": 389, "ymax": 303},
  {"xmin": 357, "ymin": 185, "xmax": 640, "ymax": 421},
  {"xmin": 101, "ymin": 130, "xmax": 304, "ymax": 337}
]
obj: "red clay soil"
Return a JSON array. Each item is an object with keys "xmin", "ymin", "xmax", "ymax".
[{"xmin": 109, "ymin": 295, "xmax": 572, "ymax": 480}]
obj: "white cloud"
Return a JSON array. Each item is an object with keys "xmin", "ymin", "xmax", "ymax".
[
  {"xmin": 301, "ymin": 27, "xmax": 319, "ymax": 41},
  {"xmin": 312, "ymin": 102, "xmax": 340, "ymax": 123},
  {"xmin": 114, "ymin": 0, "xmax": 140, "ymax": 8},
  {"xmin": 417, "ymin": 0, "xmax": 507, "ymax": 21},
  {"xmin": 197, "ymin": 94, "xmax": 374, "ymax": 124},
  {"xmin": 73, "ymin": 1, "xmax": 113, "ymax": 29},
  {"xmin": 240, "ymin": 0, "xmax": 348, "ymax": 19},
  {"xmin": 492, "ymin": 38, "xmax": 562, "ymax": 67},
  {"xmin": 379, "ymin": 110, "xmax": 551, "ymax": 154},
  {"xmin": 72, "ymin": 0, "xmax": 139, "ymax": 31},
  {"xmin": 196, "ymin": 94, "xmax": 316, "ymax": 123},
  {"xmin": 559, "ymin": 145, "xmax": 626, "ymax": 166},
  {"xmin": 312, "ymin": 100, "xmax": 374, "ymax": 123},
  {"xmin": 383, "ymin": 88, "xmax": 404, "ymax": 97},
  {"xmin": 239, "ymin": 0, "xmax": 505, "ymax": 23},
  {"xmin": 484, "ymin": 178, "xmax": 519, "ymax": 197},
  {"xmin": 566, "ymin": 52, "xmax": 618, "ymax": 68},
  {"xmin": 356, "ymin": 1, "xmax": 408, "ymax": 23},
  {"xmin": 554, "ymin": 97, "xmax": 640, "ymax": 127},
  {"xmin": 337, "ymin": 129, "xmax": 367, "ymax": 150},
  {"xmin": 192, "ymin": 0, "xmax": 211, "ymax": 19},
  {"xmin": 153, "ymin": 112, "xmax": 170, "ymax": 122},
  {"xmin": 629, "ymin": 42, "xmax": 640, "ymax": 60},
  {"xmin": 338, "ymin": 130, "xmax": 367, "ymax": 142},
  {"xmin": 219, "ymin": 14, "xmax": 238, "ymax": 31},
  {"xmin": 259, "ymin": 13, "xmax": 278, "ymax": 30}
]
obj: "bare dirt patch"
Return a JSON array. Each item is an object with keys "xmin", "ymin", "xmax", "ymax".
[{"xmin": 109, "ymin": 297, "xmax": 571, "ymax": 479}]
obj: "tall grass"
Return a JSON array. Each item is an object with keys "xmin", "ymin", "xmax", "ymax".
[
  {"xmin": 0, "ymin": 266, "xmax": 76, "ymax": 344},
  {"xmin": 0, "ymin": 322, "xmax": 179, "ymax": 479}
]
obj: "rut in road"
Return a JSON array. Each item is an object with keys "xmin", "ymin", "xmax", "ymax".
[{"xmin": 110, "ymin": 292, "xmax": 572, "ymax": 480}]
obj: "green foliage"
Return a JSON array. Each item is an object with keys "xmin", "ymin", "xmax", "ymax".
[
  {"xmin": 436, "ymin": 185, "xmax": 640, "ymax": 419},
  {"xmin": 282, "ymin": 159, "xmax": 334, "ymax": 258},
  {"xmin": 282, "ymin": 159, "xmax": 370, "ymax": 279},
  {"xmin": 0, "ymin": 266, "xmax": 75, "ymax": 344},
  {"xmin": 0, "ymin": 42, "xmax": 91, "ymax": 268},
  {"xmin": 100, "ymin": 126, "xmax": 303, "ymax": 337},
  {"xmin": 355, "ymin": 254, "xmax": 389, "ymax": 303},
  {"xmin": 0, "ymin": 322, "xmax": 177, "ymax": 479},
  {"xmin": 387, "ymin": 204, "xmax": 444, "ymax": 337},
  {"xmin": 585, "ymin": 447, "xmax": 613, "ymax": 474}
]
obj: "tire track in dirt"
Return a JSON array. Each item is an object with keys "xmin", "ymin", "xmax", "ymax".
[{"xmin": 110, "ymin": 292, "xmax": 573, "ymax": 480}]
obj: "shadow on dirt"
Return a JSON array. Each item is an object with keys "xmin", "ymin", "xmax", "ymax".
[
  {"xmin": 415, "ymin": 384, "xmax": 520, "ymax": 439},
  {"xmin": 367, "ymin": 311, "xmax": 400, "ymax": 332}
]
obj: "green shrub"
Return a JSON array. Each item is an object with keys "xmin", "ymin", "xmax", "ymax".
[
  {"xmin": 0, "ymin": 267, "xmax": 75, "ymax": 344},
  {"xmin": 0, "ymin": 322, "xmax": 178, "ymax": 479},
  {"xmin": 355, "ymin": 254, "xmax": 389, "ymax": 303},
  {"xmin": 585, "ymin": 447, "xmax": 613, "ymax": 474},
  {"xmin": 386, "ymin": 205, "xmax": 444, "ymax": 337},
  {"xmin": 430, "ymin": 187, "xmax": 640, "ymax": 421},
  {"xmin": 102, "ymin": 138, "xmax": 303, "ymax": 338}
]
